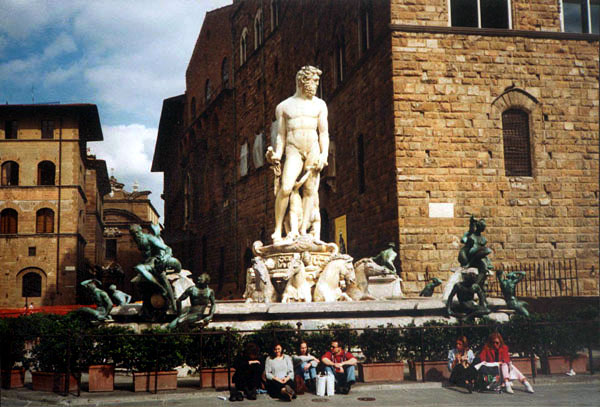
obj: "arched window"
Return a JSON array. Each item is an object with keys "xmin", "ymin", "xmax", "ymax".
[
  {"xmin": 37, "ymin": 161, "xmax": 56, "ymax": 185},
  {"xmin": 0, "ymin": 208, "xmax": 18, "ymax": 234},
  {"xmin": 335, "ymin": 33, "xmax": 346, "ymax": 85},
  {"xmin": 222, "ymin": 57, "xmax": 229, "ymax": 86},
  {"xmin": 270, "ymin": 0, "xmax": 280, "ymax": 31},
  {"xmin": 190, "ymin": 97, "xmax": 196, "ymax": 120},
  {"xmin": 357, "ymin": 134, "xmax": 365, "ymax": 193},
  {"xmin": 205, "ymin": 79, "xmax": 212, "ymax": 103},
  {"xmin": 22, "ymin": 272, "xmax": 42, "ymax": 297},
  {"xmin": 502, "ymin": 109, "xmax": 532, "ymax": 176},
  {"xmin": 254, "ymin": 9, "xmax": 263, "ymax": 49},
  {"xmin": 184, "ymin": 173, "xmax": 192, "ymax": 222},
  {"xmin": 1, "ymin": 161, "xmax": 19, "ymax": 186},
  {"xmin": 240, "ymin": 28, "xmax": 248, "ymax": 65},
  {"xmin": 36, "ymin": 208, "xmax": 54, "ymax": 233},
  {"xmin": 359, "ymin": 0, "xmax": 373, "ymax": 54}
]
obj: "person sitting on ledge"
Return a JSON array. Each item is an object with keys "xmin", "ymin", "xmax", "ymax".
[
  {"xmin": 292, "ymin": 341, "xmax": 319, "ymax": 392},
  {"xmin": 265, "ymin": 343, "xmax": 296, "ymax": 401},
  {"xmin": 321, "ymin": 340, "xmax": 357, "ymax": 394},
  {"xmin": 478, "ymin": 332, "xmax": 534, "ymax": 394},
  {"xmin": 448, "ymin": 335, "xmax": 476, "ymax": 392},
  {"xmin": 231, "ymin": 342, "xmax": 263, "ymax": 401}
]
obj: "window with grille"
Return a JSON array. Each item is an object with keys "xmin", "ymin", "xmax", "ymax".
[
  {"xmin": 41, "ymin": 120, "xmax": 54, "ymax": 139},
  {"xmin": 5, "ymin": 120, "xmax": 18, "ymax": 139},
  {"xmin": 36, "ymin": 208, "xmax": 54, "ymax": 233},
  {"xmin": 38, "ymin": 161, "xmax": 56, "ymax": 185},
  {"xmin": 502, "ymin": 109, "xmax": 532, "ymax": 176},
  {"xmin": 1, "ymin": 161, "xmax": 19, "ymax": 186},
  {"xmin": 0, "ymin": 208, "xmax": 18, "ymax": 234}
]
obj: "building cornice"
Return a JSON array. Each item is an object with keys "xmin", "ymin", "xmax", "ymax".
[{"xmin": 389, "ymin": 24, "xmax": 600, "ymax": 41}]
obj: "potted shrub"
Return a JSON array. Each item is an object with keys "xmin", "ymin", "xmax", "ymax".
[
  {"xmin": 187, "ymin": 327, "xmax": 242, "ymax": 389},
  {"xmin": 541, "ymin": 315, "xmax": 588, "ymax": 374},
  {"xmin": 28, "ymin": 314, "xmax": 92, "ymax": 393},
  {"xmin": 84, "ymin": 326, "xmax": 133, "ymax": 392},
  {"xmin": 0, "ymin": 317, "xmax": 27, "ymax": 388},
  {"xmin": 124, "ymin": 327, "xmax": 189, "ymax": 392},
  {"xmin": 357, "ymin": 324, "xmax": 404, "ymax": 382},
  {"xmin": 402, "ymin": 321, "xmax": 455, "ymax": 382}
]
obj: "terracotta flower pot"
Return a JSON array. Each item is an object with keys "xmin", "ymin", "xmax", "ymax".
[
  {"xmin": 359, "ymin": 362, "xmax": 404, "ymax": 382},
  {"xmin": 32, "ymin": 371, "xmax": 78, "ymax": 393},
  {"xmin": 88, "ymin": 364, "xmax": 115, "ymax": 392},
  {"xmin": 545, "ymin": 355, "xmax": 589, "ymax": 374},
  {"xmin": 511, "ymin": 357, "xmax": 535, "ymax": 376},
  {"xmin": 200, "ymin": 367, "xmax": 235, "ymax": 389},
  {"xmin": 408, "ymin": 360, "xmax": 450, "ymax": 382},
  {"xmin": 132, "ymin": 371, "xmax": 177, "ymax": 392},
  {"xmin": 1, "ymin": 368, "xmax": 25, "ymax": 389}
]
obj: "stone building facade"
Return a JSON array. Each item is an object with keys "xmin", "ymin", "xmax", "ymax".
[
  {"xmin": 153, "ymin": 0, "xmax": 599, "ymax": 297},
  {"xmin": 0, "ymin": 104, "xmax": 110, "ymax": 307}
]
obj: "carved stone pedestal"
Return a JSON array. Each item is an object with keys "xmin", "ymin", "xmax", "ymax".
[{"xmin": 367, "ymin": 275, "xmax": 402, "ymax": 299}]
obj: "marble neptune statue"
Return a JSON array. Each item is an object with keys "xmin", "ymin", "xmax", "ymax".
[{"xmin": 266, "ymin": 65, "xmax": 329, "ymax": 243}]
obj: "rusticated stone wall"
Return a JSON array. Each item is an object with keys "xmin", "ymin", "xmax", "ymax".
[{"xmin": 391, "ymin": 30, "xmax": 599, "ymax": 294}]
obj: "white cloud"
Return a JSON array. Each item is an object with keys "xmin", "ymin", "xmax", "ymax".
[
  {"xmin": 42, "ymin": 32, "xmax": 77, "ymax": 60},
  {"xmin": 89, "ymin": 124, "xmax": 163, "ymax": 218},
  {"xmin": 44, "ymin": 63, "xmax": 83, "ymax": 87}
]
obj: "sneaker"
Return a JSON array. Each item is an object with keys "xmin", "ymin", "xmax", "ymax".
[
  {"xmin": 524, "ymin": 381, "xmax": 534, "ymax": 393},
  {"xmin": 566, "ymin": 369, "xmax": 576, "ymax": 376},
  {"xmin": 504, "ymin": 381, "xmax": 514, "ymax": 394}
]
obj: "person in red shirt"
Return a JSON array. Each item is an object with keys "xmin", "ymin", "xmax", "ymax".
[
  {"xmin": 321, "ymin": 340, "xmax": 357, "ymax": 394},
  {"xmin": 479, "ymin": 332, "xmax": 534, "ymax": 394}
]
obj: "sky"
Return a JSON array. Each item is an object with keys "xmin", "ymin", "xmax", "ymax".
[{"xmin": 0, "ymin": 0, "xmax": 231, "ymax": 220}]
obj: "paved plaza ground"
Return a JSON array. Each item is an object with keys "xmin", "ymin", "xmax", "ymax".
[{"xmin": 1, "ymin": 374, "xmax": 598, "ymax": 407}]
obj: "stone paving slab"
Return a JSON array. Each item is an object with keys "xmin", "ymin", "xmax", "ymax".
[{"xmin": 2, "ymin": 374, "xmax": 598, "ymax": 406}]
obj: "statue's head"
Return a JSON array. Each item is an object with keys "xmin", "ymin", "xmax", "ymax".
[
  {"xmin": 129, "ymin": 224, "xmax": 142, "ymax": 235},
  {"xmin": 197, "ymin": 273, "xmax": 210, "ymax": 285},
  {"xmin": 296, "ymin": 65, "xmax": 322, "ymax": 98},
  {"xmin": 475, "ymin": 218, "xmax": 486, "ymax": 233},
  {"xmin": 432, "ymin": 277, "xmax": 442, "ymax": 285},
  {"xmin": 108, "ymin": 284, "xmax": 117, "ymax": 291}
]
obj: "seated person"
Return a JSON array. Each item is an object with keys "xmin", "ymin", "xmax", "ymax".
[
  {"xmin": 478, "ymin": 332, "xmax": 534, "ymax": 394},
  {"xmin": 292, "ymin": 341, "xmax": 319, "ymax": 391},
  {"xmin": 321, "ymin": 340, "xmax": 357, "ymax": 394},
  {"xmin": 447, "ymin": 335, "xmax": 476, "ymax": 391},
  {"xmin": 231, "ymin": 342, "xmax": 263, "ymax": 400},
  {"xmin": 265, "ymin": 343, "xmax": 296, "ymax": 401}
]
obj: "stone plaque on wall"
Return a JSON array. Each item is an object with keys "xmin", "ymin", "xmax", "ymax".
[{"xmin": 428, "ymin": 203, "xmax": 454, "ymax": 218}]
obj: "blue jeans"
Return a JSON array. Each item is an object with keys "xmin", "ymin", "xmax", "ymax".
[
  {"xmin": 295, "ymin": 362, "xmax": 317, "ymax": 381},
  {"xmin": 324, "ymin": 365, "xmax": 356, "ymax": 385}
]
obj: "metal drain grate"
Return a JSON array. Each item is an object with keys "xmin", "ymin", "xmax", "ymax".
[
  {"xmin": 311, "ymin": 398, "xmax": 330, "ymax": 402},
  {"xmin": 357, "ymin": 397, "xmax": 377, "ymax": 401}
]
